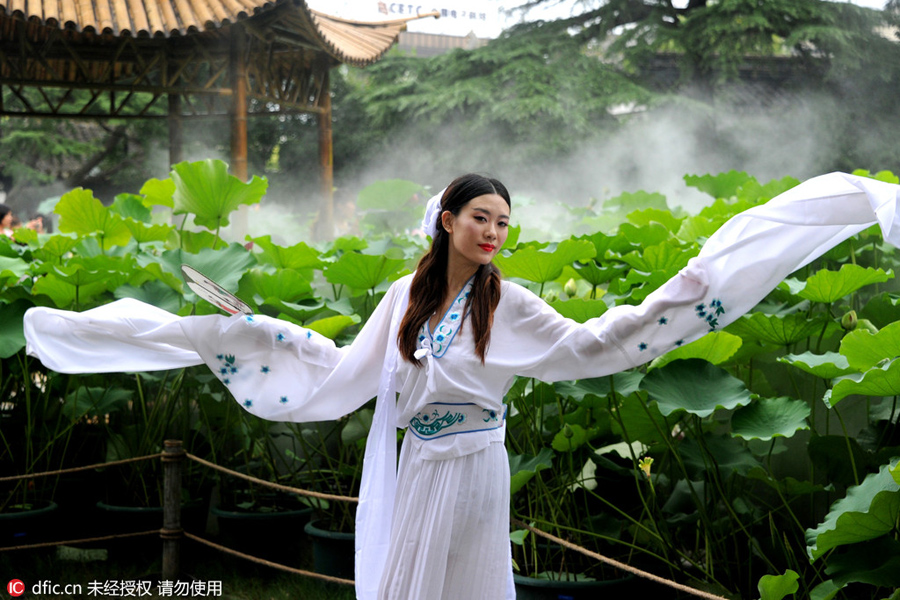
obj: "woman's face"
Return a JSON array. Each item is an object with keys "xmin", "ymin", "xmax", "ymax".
[
  {"xmin": 442, "ymin": 193, "xmax": 510, "ymax": 271},
  {"xmin": 0, "ymin": 212, "xmax": 11, "ymax": 228}
]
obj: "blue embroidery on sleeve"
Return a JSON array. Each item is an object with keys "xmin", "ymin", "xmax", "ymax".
[
  {"xmin": 276, "ymin": 333, "xmax": 286, "ymax": 342},
  {"xmin": 638, "ymin": 342, "xmax": 648, "ymax": 351},
  {"xmin": 260, "ymin": 365, "xmax": 270, "ymax": 374},
  {"xmin": 243, "ymin": 399, "xmax": 253, "ymax": 408},
  {"xmin": 280, "ymin": 396, "xmax": 289, "ymax": 404}
]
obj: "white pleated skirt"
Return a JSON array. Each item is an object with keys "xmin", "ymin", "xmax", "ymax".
[{"xmin": 377, "ymin": 436, "xmax": 515, "ymax": 599}]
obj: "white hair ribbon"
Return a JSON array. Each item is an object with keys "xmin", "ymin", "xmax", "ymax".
[{"xmin": 421, "ymin": 187, "xmax": 447, "ymax": 240}]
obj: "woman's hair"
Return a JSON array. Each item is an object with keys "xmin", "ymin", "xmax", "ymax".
[
  {"xmin": 398, "ymin": 173, "xmax": 511, "ymax": 365},
  {"xmin": 0, "ymin": 205, "xmax": 10, "ymax": 221}
]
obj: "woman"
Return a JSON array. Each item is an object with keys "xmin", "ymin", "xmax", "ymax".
[{"xmin": 23, "ymin": 171, "xmax": 900, "ymax": 599}]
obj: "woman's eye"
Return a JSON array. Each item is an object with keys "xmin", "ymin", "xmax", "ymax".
[
  {"xmin": 498, "ymin": 222, "xmax": 509, "ymax": 228},
  {"xmin": 475, "ymin": 216, "xmax": 487, "ymax": 222}
]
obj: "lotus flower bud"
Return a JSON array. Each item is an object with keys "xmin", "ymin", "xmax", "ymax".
[
  {"xmin": 564, "ymin": 278, "xmax": 578, "ymax": 298},
  {"xmin": 639, "ymin": 457, "xmax": 653, "ymax": 479},
  {"xmin": 562, "ymin": 424, "xmax": 574, "ymax": 438},
  {"xmin": 543, "ymin": 290, "xmax": 559, "ymax": 303},
  {"xmin": 840, "ymin": 310, "xmax": 857, "ymax": 331}
]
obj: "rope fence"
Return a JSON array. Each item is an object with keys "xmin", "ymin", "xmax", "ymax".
[{"xmin": 2, "ymin": 442, "xmax": 725, "ymax": 598}]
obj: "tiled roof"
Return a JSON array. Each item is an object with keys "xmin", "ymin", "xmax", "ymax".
[{"xmin": 0, "ymin": 0, "xmax": 433, "ymax": 66}]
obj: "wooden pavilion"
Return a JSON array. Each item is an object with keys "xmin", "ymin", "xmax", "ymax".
[{"xmin": 0, "ymin": 0, "xmax": 435, "ymax": 232}]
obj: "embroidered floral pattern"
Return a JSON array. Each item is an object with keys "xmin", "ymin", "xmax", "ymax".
[
  {"xmin": 417, "ymin": 277, "xmax": 474, "ymax": 358},
  {"xmin": 696, "ymin": 298, "xmax": 726, "ymax": 331},
  {"xmin": 483, "ymin": 409, "xmax": 498, "ymax": 423},
  {"xmin": 409, "ymin": 409, "xmax": 467, "ymax": 437}
]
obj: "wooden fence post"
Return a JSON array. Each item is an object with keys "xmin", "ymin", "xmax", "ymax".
[{"xmin": 161, "ymin": 439, "xmax": 185, "ymax": 580}]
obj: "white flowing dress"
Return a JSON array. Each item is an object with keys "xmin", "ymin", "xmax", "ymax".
[{"xmin": 23, "ymin": 172, "xmax": 900, "ymax": 599}]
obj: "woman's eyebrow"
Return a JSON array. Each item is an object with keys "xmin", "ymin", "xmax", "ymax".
[{"xmin": 473, "ymin": 207, "xmax": 510, "ymax": 220}]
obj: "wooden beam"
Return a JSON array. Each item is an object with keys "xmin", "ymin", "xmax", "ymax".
[
  {"xmin": 229, "ymin": 24, "xmax": 249, "ymax": 237},
  {"xmin": 316, "ymin": 66, "xmax": 333, "ymax": 240}
]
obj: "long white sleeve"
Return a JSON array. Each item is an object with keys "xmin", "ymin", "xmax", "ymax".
[
  {"xmin": 24, "ymin": 279, "xmax": 407, "ymax": 422},
  {"xmin": 493, "ymin": 172, "xmax": 899, "ymax": 383}
]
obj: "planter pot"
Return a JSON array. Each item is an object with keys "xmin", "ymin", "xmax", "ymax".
[
  {"xmin": 0, "ymin": 501, "xmax": 58, "ymax": 548},
  {"xmin": 94, "ymin": 500, "xmax": 206, "ymax": 559},
  {"xmin": 513, "ymin": 573, "xmax": 635, "ymax": 600},
  {"xmin": 211, "ymin": 503, "xmax": 313, "ymax": 567},
  {"xmin": 304, "ymin": 519, "xmax": 355, "ymax": 579}
]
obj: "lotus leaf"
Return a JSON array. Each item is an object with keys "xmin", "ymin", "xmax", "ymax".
[
  {"xmin": 305, "ymin": 314, "xmax": 361, "ymax": 340},
  {"xmin": 731, "ymin": 397, "xmax": 810, "ymax": 441},
  {"xmin": 757, "ymin": 570, "xmax": 799, "ymax": 600},
  {"xmin": 547, "ymin": 297, "xmax": 608, "ymax": 323},
  {"xmin": 551, "ymin": 423, "xmax": 589, "ymax": 452},
  {"xmin": 160, "ymin": 244, "xmax": 256, "ymax": 298},
  {"xmin": 111, "ymin": 193, "xmax": 152, "ymax": 223},
  {"xmin": 625, "ymin": 207, "xmax": 683, "ymax": 232},
  {"xmin": 238, "ymin": 269, "xmax": 314, "ymax": 307},
  {"xmin": 798, "ymin": 264, "xmax": 893, "ymax": 304},
  {"xmin": 806, "ymin": 459, "xmax": 900, "ymax": 561},
  {"xmin": 650, "ymin": 331, "xmax": 742, "ymax": 370},
  {"xmin": 252, "ymin": 236, "xmax": 325, "ymax": 271},
  {"xmin": 140, "ymin": 177, "xmax": 175, "ymax": 208},
  {"xmin": 604, "ymin": 190, "xmax": 668, "ymax": 212},
  {"xmin": 55, "ymin": 188, "xmax": 132, "ymax": 249},
  {"xmin": 493, "ymin": 239, "xmax": 595, "ymax": 284},
  {"xmin": 684, "ymin": 170, "xmax": 754, "ymax": 199},
  {"xmin": 509, "ymin": 448, "xmax": 554, "ymax": 495},
  {"xmin": 823, "ymin": 536, "xmax": 900, "ymax": 588},
  {"xmin": 726, "ymin": 312, "xmax": 837, "ymax": 347},
  {"xmin": 824, "ymin": 359, "xmax": 900, "ymax": 406},
  {"xmin": 0, "ymin": 299, "xmax": 30, "ymax": 358},
  {"xmin": 777, "ymin": 352, "xmax": 855, "ymax": 379},
  {"xmin": 839, "ymin": 321, "xmax": 900, "ymax": 371},
  {"xmin": 171, "ymin": 159, "xmax": 267, "ymax": 231},
  {"xmin": 324, "ymin": 252, "xmax": 406, "ymax": 292},
  {"xmin": 640, "ymin": 359, "xmax": 752, "ymax": 417},
  {"xmin": 341, "ymin": 408, "xmax": 374, "ymax": 445}
]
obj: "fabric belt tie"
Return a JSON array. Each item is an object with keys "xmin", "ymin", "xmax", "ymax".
[
  {"xmin": 414, "ymin": 347, "xmax": 437, "ymax": 395},
  {"xmin": 408, "ymin": 402, "xmax": 507, "ymax": 440}
]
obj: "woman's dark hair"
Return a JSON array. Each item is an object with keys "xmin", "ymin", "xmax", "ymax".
[
  {"xmin": 398, "ymin": 173, "xmax": 511, "ymax": 365},
  {"xmin": 0, "ymin": 205, "xmax": 10, "ymax": 221}
]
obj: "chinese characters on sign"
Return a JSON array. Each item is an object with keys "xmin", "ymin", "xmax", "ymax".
[{"xmin": 377, "ymin": 2, "xmax": 488, "ymax": 21}]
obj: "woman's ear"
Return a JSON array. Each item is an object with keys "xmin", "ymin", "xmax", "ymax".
[{"xmin": 440, "ymin": 211, "xmax": 454, "ymax": 234}]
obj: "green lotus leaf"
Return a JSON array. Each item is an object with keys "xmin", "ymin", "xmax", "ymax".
[
  {"xmin": 55, "ymin": 188, "xmax": 132, "ymax": 249},
  {"xmin": 676, "ymin": 215, "xmax": 721, "ymax": 244},
  {"xmin": 745, "ymin": 466, "xmax": 828, "ymax": 496},
  {"xmin": 777, "ymin": 351, "xmax": 854, "ymax": 380},
  {"xmin": 356, "ymin": 179, "xmax": 425, "ymax": 211},
  {"xmin": 304, "ymin": 314, "xmax": 360, "ymax": 339},
  {"xmin": 547, "ymin": 298, "xmax": 608, "ymax": 323},
  {"xmin": 650, "ymin": 331, "xmax": 743, "ymax": 370},
  {"xmin": 852, "ymin": 169, "xmax": 900, "ymax": 184},
  {"xmin": 731, "ymin": 397, "xmax": 810, "ymax": 441},
  {"xmin": 809, "ymin": 579, "xmax": 840, "ymax": 600},
  {"xmin": 806, "ymin": 459, "xmax": 900, "ymax": 561},
  {"xmin": 114, "ymin": 280, "xmax": 183, "ymax": 313},
  {"xmin": 571, "ymin": 261, "xmax": 625, "ymax": 287},
  {"xmin": 265, "ymin": 299, "xmax": 328, "ymax": 323},
  {"xmin": 758, "ymin": 570, "xmax": 799, "ymax": 600},
  {"xmin": 551, "ymin": 423, "xmax": 589, "ymax": 453},
  {"xmin": 554, "ymin": 371, "xmax": 645, "ymax": 401},
  {"xmin": 171, "ymin": 159, "xmax": 267, "ymax": 230},
  {"xmin": 0, "ymin": 299, "xmax": 31, "ymax": 358},
  {"xmin": 611, "ymin": 392, "xmax": 668, "ymax": 446},
  {"xmin": 31, "ymin": 273, "xmax": 108, "ymax": 308},
  {"xmin": 238, "ymin": 269, "xmax": 314, "ymax": 307},
  {"xmin": 63, "ymin": 386, "xmax": 133, "ymax": 418},
  {"xmin": 640, "ymin": 358, "xmax": 752, "ymax": 417},
  {"xmin": 839, "ymin": 321, "xmax": 900, "ymax": 371},
  {"xmin": 493, "ymin": 239, "xmax": 595, "ymax": 284},
  {"xmin": 618, "ymin": 222, "xmax": 671, "ymax": 248},
  {"xmin": 140, "ymin": 177, "xmax": 175, "ymax": 208},
  {"xmin": 684, "ymin": 170, "xmax": 754, "ymax": 199},
  {"xmin": 251, "ymin": 236, "xmax": 325, "ymax": 271},
  {"xmin": 171, "ymin": 229, "xmax": 230, "ymax": 253},
  {"xmin": 123, "ymin": 220, "xmax": 173, "ymax": 245},
  {"xmin": 798, "ymin": 265, "xmax": 893, "ymax": 304},
  {"xmin": 860, "ymin": 292, "xmax": 900, "ymax": 329},
  {"xmin": 110, "ymin": 193, "xmax": 152, "ymax": 223},
  {"xmin": 604, "ymin": 190, "xmax": 668, "ymax": 212},
  {"xmin": 33, "ymin": 234, "xmax": 79, "ymax": 262},
  {"xmin": 726, "ymin": 312, "xmax": 837, "ymax": 347},
  {"xmin": 0, "ymin": 255, "xmax": 29, "ymax": 281},
  {"xmin": 323, "ymin": 252, "xmax": 405, "ymax": 292},
  {"xmin": 625, "ymin": 207, "xmax": 683, "ymax": 232},
  {"xmin": 824, "ymin": 536, "xmax": 900, "ymax": 588},
  {"xmin": 158, "ymin": 244, "xmax": 256, "ymax": 298},
  {"xmin": 509, "ymin": 448, "xmax": 554, "ymax": 495},
  {"xmin": 341, "ymin": 408, "xmax": 374, "ymax": 445},
  {"xmin": 618, "ymin": 241, "xmax": 694, "ymax": 274},
  {"xmin": 824, "ymin": 359, "xmax": 900, "ymax": 407},
  {"xmin": 737, "ymin": 175, "xmax": 801, "ymax": 203}
]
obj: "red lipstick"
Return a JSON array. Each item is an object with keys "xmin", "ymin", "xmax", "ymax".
[{"xmin": 479, "ymin": 244, "xmax": 496, "ymax": 252}]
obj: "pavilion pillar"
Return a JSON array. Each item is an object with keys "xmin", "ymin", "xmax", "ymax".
[
  {"xmin": 229, "ymin": 24, "xmax": 249, "ymax": 236},
  {"xmin": 167, "ymin": 94, "xmax": 183, "ymax": 168},
  {"xmin": 315, "ymin": 68, "xmax": 334, "ymax": 239}
]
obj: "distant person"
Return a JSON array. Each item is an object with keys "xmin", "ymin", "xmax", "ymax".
[
  {"xmin": 23, "ymin": 172, "xmax": 900, "ymax": 599},
  {"xmin": 1, "ymin": 205, "xmax": 44, "ymax": 237}
]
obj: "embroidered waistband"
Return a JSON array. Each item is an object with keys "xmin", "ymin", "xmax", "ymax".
[{"xmin": 408, "ymin": 402, "xmax": 506, "ymax": 440}]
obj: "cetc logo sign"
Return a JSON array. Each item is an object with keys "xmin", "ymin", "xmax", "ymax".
[{"xmin": 7, "ymin": 580, "xmax": 25, "ymax": 597}]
